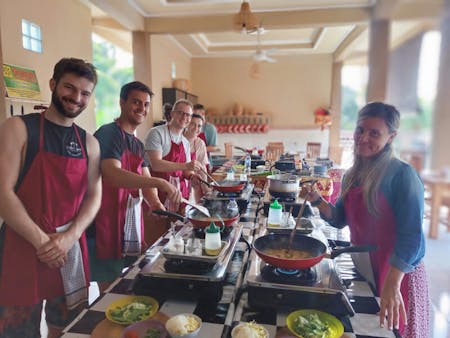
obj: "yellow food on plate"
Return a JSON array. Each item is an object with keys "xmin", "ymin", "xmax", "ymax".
[
  {"xmin": 165, "ymin": 314, "xmax": 200, "ymax": 336},
  {"xmin": 231, "ymin": 321, "xmax": 269, "ymax": 338}
]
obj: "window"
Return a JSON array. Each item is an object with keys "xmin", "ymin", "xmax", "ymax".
[{"xmin": 22, "ymin": 19, "xmax": 42, "ymax": 53}]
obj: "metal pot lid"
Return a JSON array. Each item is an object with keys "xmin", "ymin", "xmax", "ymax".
[{"xmin": 267, "ymin": 174, "xmax": 299, "ymax": 183}]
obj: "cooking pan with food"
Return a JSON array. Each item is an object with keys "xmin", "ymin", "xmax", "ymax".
[
  {"xmin": 153, "ymin": 205, "xmax": 239, "ymax": 229},
  {"xmin": 253, "ymin": 233, "xmax": 376, "ymax": 270},
  {"xmin": 200, "ymin": 178, "xmax": 246, "ymax": 193}
]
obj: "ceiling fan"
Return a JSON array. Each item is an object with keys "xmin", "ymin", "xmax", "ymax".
[
  {"xmin": 234, "ymin": 0, "xmax": 259, "ymax": 34},
  {"xmin": 252, "ymin": 27, "xmax": 277, "ymax": 63}
]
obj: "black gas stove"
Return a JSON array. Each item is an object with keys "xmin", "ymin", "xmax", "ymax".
[
  {"xmin": 262, "ymin": 189, "xmax": 313, "ymax": 218},
  {"xmin": 245, "ymin": 228, "xmax": 354, "ymax": 317},
  {"xmin": 203, "ymin": 183, "xmax": 254, "ymax": 214},
  {"xmin": 134, "ymin": 223, "xmax": 244, "ymax": 302}
]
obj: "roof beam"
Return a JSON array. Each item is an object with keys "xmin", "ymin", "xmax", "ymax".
[
  {"xmin": 145, "ymin": 7, "xmax": 370, "ymax": 34},
  {"xmin": 89, "ymin": 0, "xmax": 144, "ymax": 31},
  {"xmin": 333, "ymin": 24, "xmax": 368, "ymax": 62}
]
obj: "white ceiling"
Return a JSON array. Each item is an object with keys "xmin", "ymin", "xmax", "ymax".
[{"xmin": 87, "ymin": 0, "xmax": 443, "ymax": 63}]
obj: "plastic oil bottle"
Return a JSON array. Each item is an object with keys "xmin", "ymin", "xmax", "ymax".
[
  {"xmin": 267, "ymin": 199, "xmax": 283, "ymax": 227},
  {"xmin": 204, "ymin": 222, "xmax": 222, "ymax": 256}
]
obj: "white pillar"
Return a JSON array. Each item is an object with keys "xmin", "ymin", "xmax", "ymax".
[
  {"xmin": 431, "ymin": 0, "xmax": 450, "ymax": 169},
  {"xmin": 132, "ymin": 31, "xmax": 154, "ymax": 140},
  {"xmin": 366, "ymin": 18, "xmax": 390, "ymax": 102}
]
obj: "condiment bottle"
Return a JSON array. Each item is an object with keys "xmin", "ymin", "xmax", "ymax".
[
  {"xmin": 267, "ymin": 199, "xmax": 283, "ymax": 227},
  {"xmin": 226, "ymin": 199, "xmax": 239, "ymax": 217},
  {"xmin": 204, "ymin": 222, "xmax": 222, "ymax": 256}
]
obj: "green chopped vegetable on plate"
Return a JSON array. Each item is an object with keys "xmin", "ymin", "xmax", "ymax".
[{"xmin": 293, "ymin": 313, "xmax": 330, "ymax": 338}]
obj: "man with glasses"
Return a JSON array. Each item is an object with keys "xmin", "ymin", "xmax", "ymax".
[{"xmin": 145, "ymin": 99, "xmax": 202, "ymax": 202}]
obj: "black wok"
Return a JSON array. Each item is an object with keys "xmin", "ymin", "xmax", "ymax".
[{"xmin": 253, "ymin": 233, "xmax": 376, "ymax": 269}]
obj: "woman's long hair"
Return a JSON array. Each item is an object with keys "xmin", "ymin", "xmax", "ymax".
[{"xmin": 341, "ymin": 102, "xmax": 400, "ymax": 216}]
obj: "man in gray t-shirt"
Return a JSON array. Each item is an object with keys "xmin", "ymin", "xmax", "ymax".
[
  {"xmin": 144, "ymin": 99, "xmax": 202, "ymax": 201},
  {"xmin": 145, "ymin": 124, "xmax": 191, "ymax": 164}
]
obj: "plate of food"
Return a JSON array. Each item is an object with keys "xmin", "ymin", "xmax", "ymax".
[
  {"xmin": 286, "ymin": 309, "xmax": 344, "ymax": 338},
  {"xmin": 165, "ymin": 313, "xmax": 202, "ymax": 338},
  {"xmin": 231, "ymin": 321, "xmax": 269, "ymax": 338},
  {"xmin": 106, "ymin": 295, "xmax": 159, "ymax": 325},
  {"xmin": 122, "ymin": 319, "xmax": 168, "ymax": 338}
]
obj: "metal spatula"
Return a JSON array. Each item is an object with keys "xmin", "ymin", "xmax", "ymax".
[{"xmin": 181, "ymin": 198, "xmax": 211, "ymax": 217}]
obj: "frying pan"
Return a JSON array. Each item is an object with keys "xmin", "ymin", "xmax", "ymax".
[
  {"xmin": 253, "ymin": 233, "xmax": 376, "ymax": 270},
  {"xmin": 200, "ymin": 178, "xmax": 246, "ymax": 193},
  {"xmin": 153, "ymin": 207, "xmax": 239, "ymax": 229}
]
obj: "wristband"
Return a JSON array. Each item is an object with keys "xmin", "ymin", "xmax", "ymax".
[{"xmin": 310, "ymin": 196, "xmax": 323, "ymax": 207}]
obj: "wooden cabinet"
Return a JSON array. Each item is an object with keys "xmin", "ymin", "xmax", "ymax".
[{"xmin": 162, "ymin": 88, "xmax": 198, "ymax": 105}]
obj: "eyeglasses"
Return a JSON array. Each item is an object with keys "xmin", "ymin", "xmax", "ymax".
[{"xmin": 173, "ymin": 110, "xmax": 192, "ymax": 119}]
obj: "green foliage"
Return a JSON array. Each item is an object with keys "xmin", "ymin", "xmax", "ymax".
[
  {"xmin": 341, "ymin": 86, "xmax": 359, "ymax": 131},
  {"xmin": 92, "ymin": 38, "xmax": 133, "ymax": 128}
]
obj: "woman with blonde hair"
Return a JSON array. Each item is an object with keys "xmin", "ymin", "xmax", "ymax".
[{"xmin": 306, "ymin": 102, "xmax": 429, "ymax": 337}]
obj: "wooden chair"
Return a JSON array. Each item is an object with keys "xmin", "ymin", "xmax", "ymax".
[
  {"xmin": 328, "ymin": 146, "xmax": 344, "ymax": 165},
  {"xmin": 306, "ymin": 142, "xmax": 321, "ymax": 159},
  {"xmin": 265, "ymin": 142, "xmax": 284, "ymax": 161},
  {"xmin": 399, "ymin": 150, "xmax": 425, "ymax": 173}
]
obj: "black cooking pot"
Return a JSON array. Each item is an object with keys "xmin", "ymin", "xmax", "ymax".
[{"xmin": 274, "ymin": 160, "xmax": 296, "ymax": 171}]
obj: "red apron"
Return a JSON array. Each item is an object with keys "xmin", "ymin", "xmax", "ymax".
[
  {"xmin": 344, "ymin": 186, "xmax": 410, "ymax": 333},
  {"xmin": 0, "ymin": 113, "xmax": 89, "ymax": 306},
  {"xmin": 94, "ymin": 123, "xmax": 144, "ymax": 259},
  {"xmin": 198, "ymin": 132, "xmax": 207, "ymax": 145},
  {"xmin": 151, "ymin": 138, "xmax": 190, "ymax": 201}
]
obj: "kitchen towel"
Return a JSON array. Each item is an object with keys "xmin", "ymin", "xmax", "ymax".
[
  {"xmin": 56, "ymin": 222, "xmax": 88, "ymax": 310},
  {"xmin": 123, "ymin": 190, "xmax": 143, "ymax": 256},
  {"xmin": 350, "ymin": 252, "xmax": 376, "ymax": 291}
]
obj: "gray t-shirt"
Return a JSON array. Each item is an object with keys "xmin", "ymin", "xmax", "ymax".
[{"xmin": 144, "ymin": 124, "xmax": 191, "ymax": 166}]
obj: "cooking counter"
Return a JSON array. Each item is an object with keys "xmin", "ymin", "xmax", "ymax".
[{"xmin": 61, "ymin": 197, "xmax": 399, "ymax": 338}]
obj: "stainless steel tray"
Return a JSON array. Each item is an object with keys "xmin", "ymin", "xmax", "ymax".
[{"xmin": 160, "ymin": 240, "xmax": 230, "ymax": 263}]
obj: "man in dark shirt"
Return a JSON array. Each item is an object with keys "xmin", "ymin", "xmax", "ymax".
[
  {"xmin": 89, "ymin": 81, "xmax": 181, "ymax": 292},
  {"xmin": 0, "ymin": 57, "xmax": 102, "ymax": 338}
]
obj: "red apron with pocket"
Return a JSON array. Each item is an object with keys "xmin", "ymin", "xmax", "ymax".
[
  {"xmin": 94, "ymin": 123, "xmax": 144, "ymax": 259},
  {"xmin": 0, "ymin": 113, "xmax": 89, "ymax": 306},
  {"xmin": 151, "ymin": 139, "xmax": 190, "ymax": 201}
]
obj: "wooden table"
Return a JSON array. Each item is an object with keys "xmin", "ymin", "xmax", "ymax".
[{"xmin": 421, "ymin": 172, "xmax": 450, "ymax": 239}]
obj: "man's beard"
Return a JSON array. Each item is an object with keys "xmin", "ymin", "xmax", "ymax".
[{"xmin": 51, "ymin": 91, "xmax": 86, "ymax": 118}]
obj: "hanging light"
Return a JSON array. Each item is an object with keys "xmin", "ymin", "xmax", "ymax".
[
  {"xmin": 249, "ymin": 61, "xmax": 261, "ymax": 79},
  {"xmin": 234, "ymin": 1, "xmax": 259, "ymax": 34}
]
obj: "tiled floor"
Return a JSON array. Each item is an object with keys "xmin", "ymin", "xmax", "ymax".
[{"xmin": 40, "ymin": 221, "xmax": 450, "ymax": 338}]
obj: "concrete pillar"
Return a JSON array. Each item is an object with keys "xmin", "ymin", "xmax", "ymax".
[
  {"xmin": 366, "ymin": 18, "xmax": 390, "ymax": 102},
  {"xmin": 329, "ymin": 61, "xmax": 342, "ymax": 146},
  {"xmin": 132, "ymin": 31, "xmax": 154, "ymax": 140},
  {"xmin": 431, "ymin": 0, "xmax": 450, "ymax": 169}
]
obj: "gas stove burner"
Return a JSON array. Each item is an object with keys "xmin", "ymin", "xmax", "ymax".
[
  {"xmin": 217, "ymin": 191, "xmax": 241, "ymax": 198},
  {"xmin": 270, "ymin": 196, "xmax": 296, "ymax": 202},
  {"xmin": 276, "ymin": 268, "xmax": 300, "ymax": 275},
  {"xmin": 261, "ymin": 264, "xmax": 317, "ymax": 286},
  {"xmin": 269, "ymin": 190, "xmax": 298, "ymax": 200},
  {"xmin": 164, "ymin": 258, "xmax": 217, "ymax": 274},
  {"xmin": 193, "ymin": 226, "xmax": 233, "ymax": 240}
]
